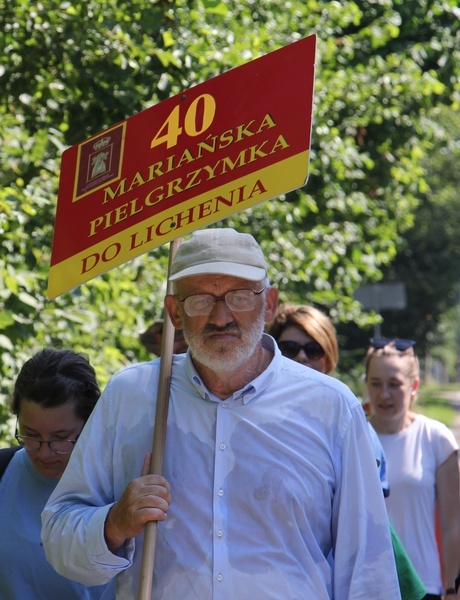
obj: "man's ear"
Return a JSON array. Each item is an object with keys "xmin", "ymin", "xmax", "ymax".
[
  {"xmin": 164, "ymin": 294, "xmax": 183, "ymax": 329},
  {"xmin": 264, "ymin": 286, "xmax": 278, "ymax": 323}
]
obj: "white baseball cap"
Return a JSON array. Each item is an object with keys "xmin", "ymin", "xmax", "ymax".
[{"xmin": 169, "ymin": 228, "xmax": 268, "ymax": 282}]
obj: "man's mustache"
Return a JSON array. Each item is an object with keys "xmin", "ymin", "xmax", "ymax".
[{"xmin": 203, "ymin": 322, "xmax": 241, "ymax": 334}]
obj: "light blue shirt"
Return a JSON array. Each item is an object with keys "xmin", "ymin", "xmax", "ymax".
[
  {"xmin": 0, "ymin": 448, "xmax": 111, "ymax": 599},
  {"xmin": 368, "ymin": 422, "xmax": 390, "ymax": 496},
  {"xmin": 42, "ymin": 335, "xmax": 400, "ymax": 599}
]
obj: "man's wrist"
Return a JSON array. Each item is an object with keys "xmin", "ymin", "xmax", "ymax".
[
  {"xmin": 445, "ymin": 587, "xmax": 456, "ymax": 595},
  {"xmin": 104, "ymin": 504, "xmax": 126, "ymax": 553}
]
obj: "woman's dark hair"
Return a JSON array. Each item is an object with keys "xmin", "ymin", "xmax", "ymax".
[{"xmin": 11, "ymin": 348, "xmax": 101, "ymax": 422}]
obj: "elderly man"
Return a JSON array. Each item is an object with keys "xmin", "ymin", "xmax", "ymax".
[{"xmin": 42, "ymin": 227, "xmax": 401, "ymax": 599}]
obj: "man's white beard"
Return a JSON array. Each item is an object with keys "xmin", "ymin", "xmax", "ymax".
[{"xmin": 183, "ymin": 309, "xmax": 266, "ymax": 375}]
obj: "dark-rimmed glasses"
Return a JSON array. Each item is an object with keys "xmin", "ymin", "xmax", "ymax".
[
  {"xmin": 278, "ymin": 340, "xmax": 325, "ymax": 361},
  {"xmin": 178, "ymin": 287, "xmax": 266, "ymax": 317},
  {"xmin": 369, "ymin": 337, "xmax": 416, "ymax": 352},
  {"xmin": 15, "ymin": 423, "xmax": 80, "ymax": 455}
]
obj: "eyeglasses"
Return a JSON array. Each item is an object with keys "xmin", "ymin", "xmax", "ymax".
[
  {"xmin": 178, "ymin": 287, "xmax": 266, "ymax": 317},
  {"xmin": 15, "ymin": 423, "xmax": 80, "ymax": 455},
  {"xmin": 277, "ymin": 340, "xmax": 325, "ymax": 361},
  {"xmin": 369, "ymin": 337, "xmax": 416, "ymax": 351}
]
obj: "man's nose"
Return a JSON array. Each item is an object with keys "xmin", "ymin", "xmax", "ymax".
[{"xmin": 208, "ymin": 297, "xmax": 234, "ymax": 325}]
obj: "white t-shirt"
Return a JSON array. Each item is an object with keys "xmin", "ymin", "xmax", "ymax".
[{"xmin": 378, "ymin": 413, "xmax": 458, "ymax": 595}]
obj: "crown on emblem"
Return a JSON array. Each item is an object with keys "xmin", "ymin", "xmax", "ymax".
[{"xmin": 93, "ymin": 136, "xmax": 111, "ymax": 151}]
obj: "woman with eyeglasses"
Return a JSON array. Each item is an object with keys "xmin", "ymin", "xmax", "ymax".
[
  {"xmin": 0, "ymin": 348, "xmax": 112, "ymax": 599},
  {"xmin": 365, "ymin": 338, "xmax": 460, "ymax": 600}
]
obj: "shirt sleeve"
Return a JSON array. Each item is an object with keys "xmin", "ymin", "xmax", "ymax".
[
  {"xmin": 431, "ymin": 418, "xmax": 458, "ymax": 466},
  {"xmin": 332, "ymin": 404, "xmax": 402, "ymax": 600},
  {"xmin": 41, "ymin": 376, "xmax": 135, "ymax": 586}
]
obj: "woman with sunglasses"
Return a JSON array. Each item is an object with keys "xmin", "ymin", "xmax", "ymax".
[
  {"xmin": 267, "ymin": 303, "xmax": 339, "ymax": 374},
  {"xmin": 365, "ymin": 338, "xmax": 460, "ymax": 600},
  {"xmin": 0, "ymin": 348, "xmax": 112, "ymax": 599}
]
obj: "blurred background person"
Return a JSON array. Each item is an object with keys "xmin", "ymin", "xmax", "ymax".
[
  {"xmin": 139, "ymin": 318, "xmax": 188, "ymax": 357},
  {"xmin": 0, "ymin": 348, "xmax": 112, "ymax": 599},
  {"xmin": 365, "ymin": 338, "xmax": 460, "ymax": 600},
  {"xmin": 266, "ymin": 303, "xmax": 338, "ymax": 374}
]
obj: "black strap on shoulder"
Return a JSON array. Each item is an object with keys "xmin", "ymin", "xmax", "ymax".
[{"xmin": 0, "ymin": 446, "xmax": 21, "ymax": 480}]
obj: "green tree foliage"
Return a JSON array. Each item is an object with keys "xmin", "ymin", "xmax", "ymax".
[
  {"xmin": 1, "ymin": 0, "xmax": 459, "ymax": 440},
  {"xmin": 335, "ymin": 105, "xmax": 460, "ymax": 374},
  {"xmin": 371, "ymin": 106, "xmax": 460, "ymax": 352}
]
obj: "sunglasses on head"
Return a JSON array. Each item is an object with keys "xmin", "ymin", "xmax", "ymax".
[
  {"xmin": 369, "ymin": 337, "xmax": 416, "ymax": 351},
  {"xmin": 277, "ymin": 340, "xmax": 325, "ymax": 361}
]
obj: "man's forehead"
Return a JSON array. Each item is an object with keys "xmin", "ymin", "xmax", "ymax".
[{"xmin": 175, "ymin": 274, "xmax": 259, "ymax": 294}]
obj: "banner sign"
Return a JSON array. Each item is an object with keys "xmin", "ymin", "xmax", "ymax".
[{"xmin": 47, "ymin": 34, "xmax": 316, "ymax": 299}]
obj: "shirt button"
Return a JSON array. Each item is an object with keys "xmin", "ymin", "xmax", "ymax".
[
  {"xmin": 218, "ymin": 488, "xmax": 224, "ymax": 496},
  {"xmin": 219, "ymin": 443, "xmax": 226, "ymax": 450},
  {"xmin": 221, "ymin": 402, "xmax": 228, "ymax": 408},
  {"xmin": 217, "ymin": 530, "xmax": 224, "ymax": 537},
  {"xmin": 217, "ymin": 574, "xmax": 223, "ymax": 582}
]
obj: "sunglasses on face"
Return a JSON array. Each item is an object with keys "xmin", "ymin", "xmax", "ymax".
[
  {"xmin": 277, "ymin": 340, "xmax": 325, "ymax": 361},
  {"xmin": 369, "ymin": 337, "xmax": 416, "ymax": 351}
]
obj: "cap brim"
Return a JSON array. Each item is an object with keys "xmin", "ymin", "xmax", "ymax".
[{"xmin": 169, "ymin": 262, "xmax": 266, "ymax": 282}]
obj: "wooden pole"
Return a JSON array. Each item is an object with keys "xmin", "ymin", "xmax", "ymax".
[{"xmin": 137, "ymin": 237, "xmax": 182, "ymax": 600}]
